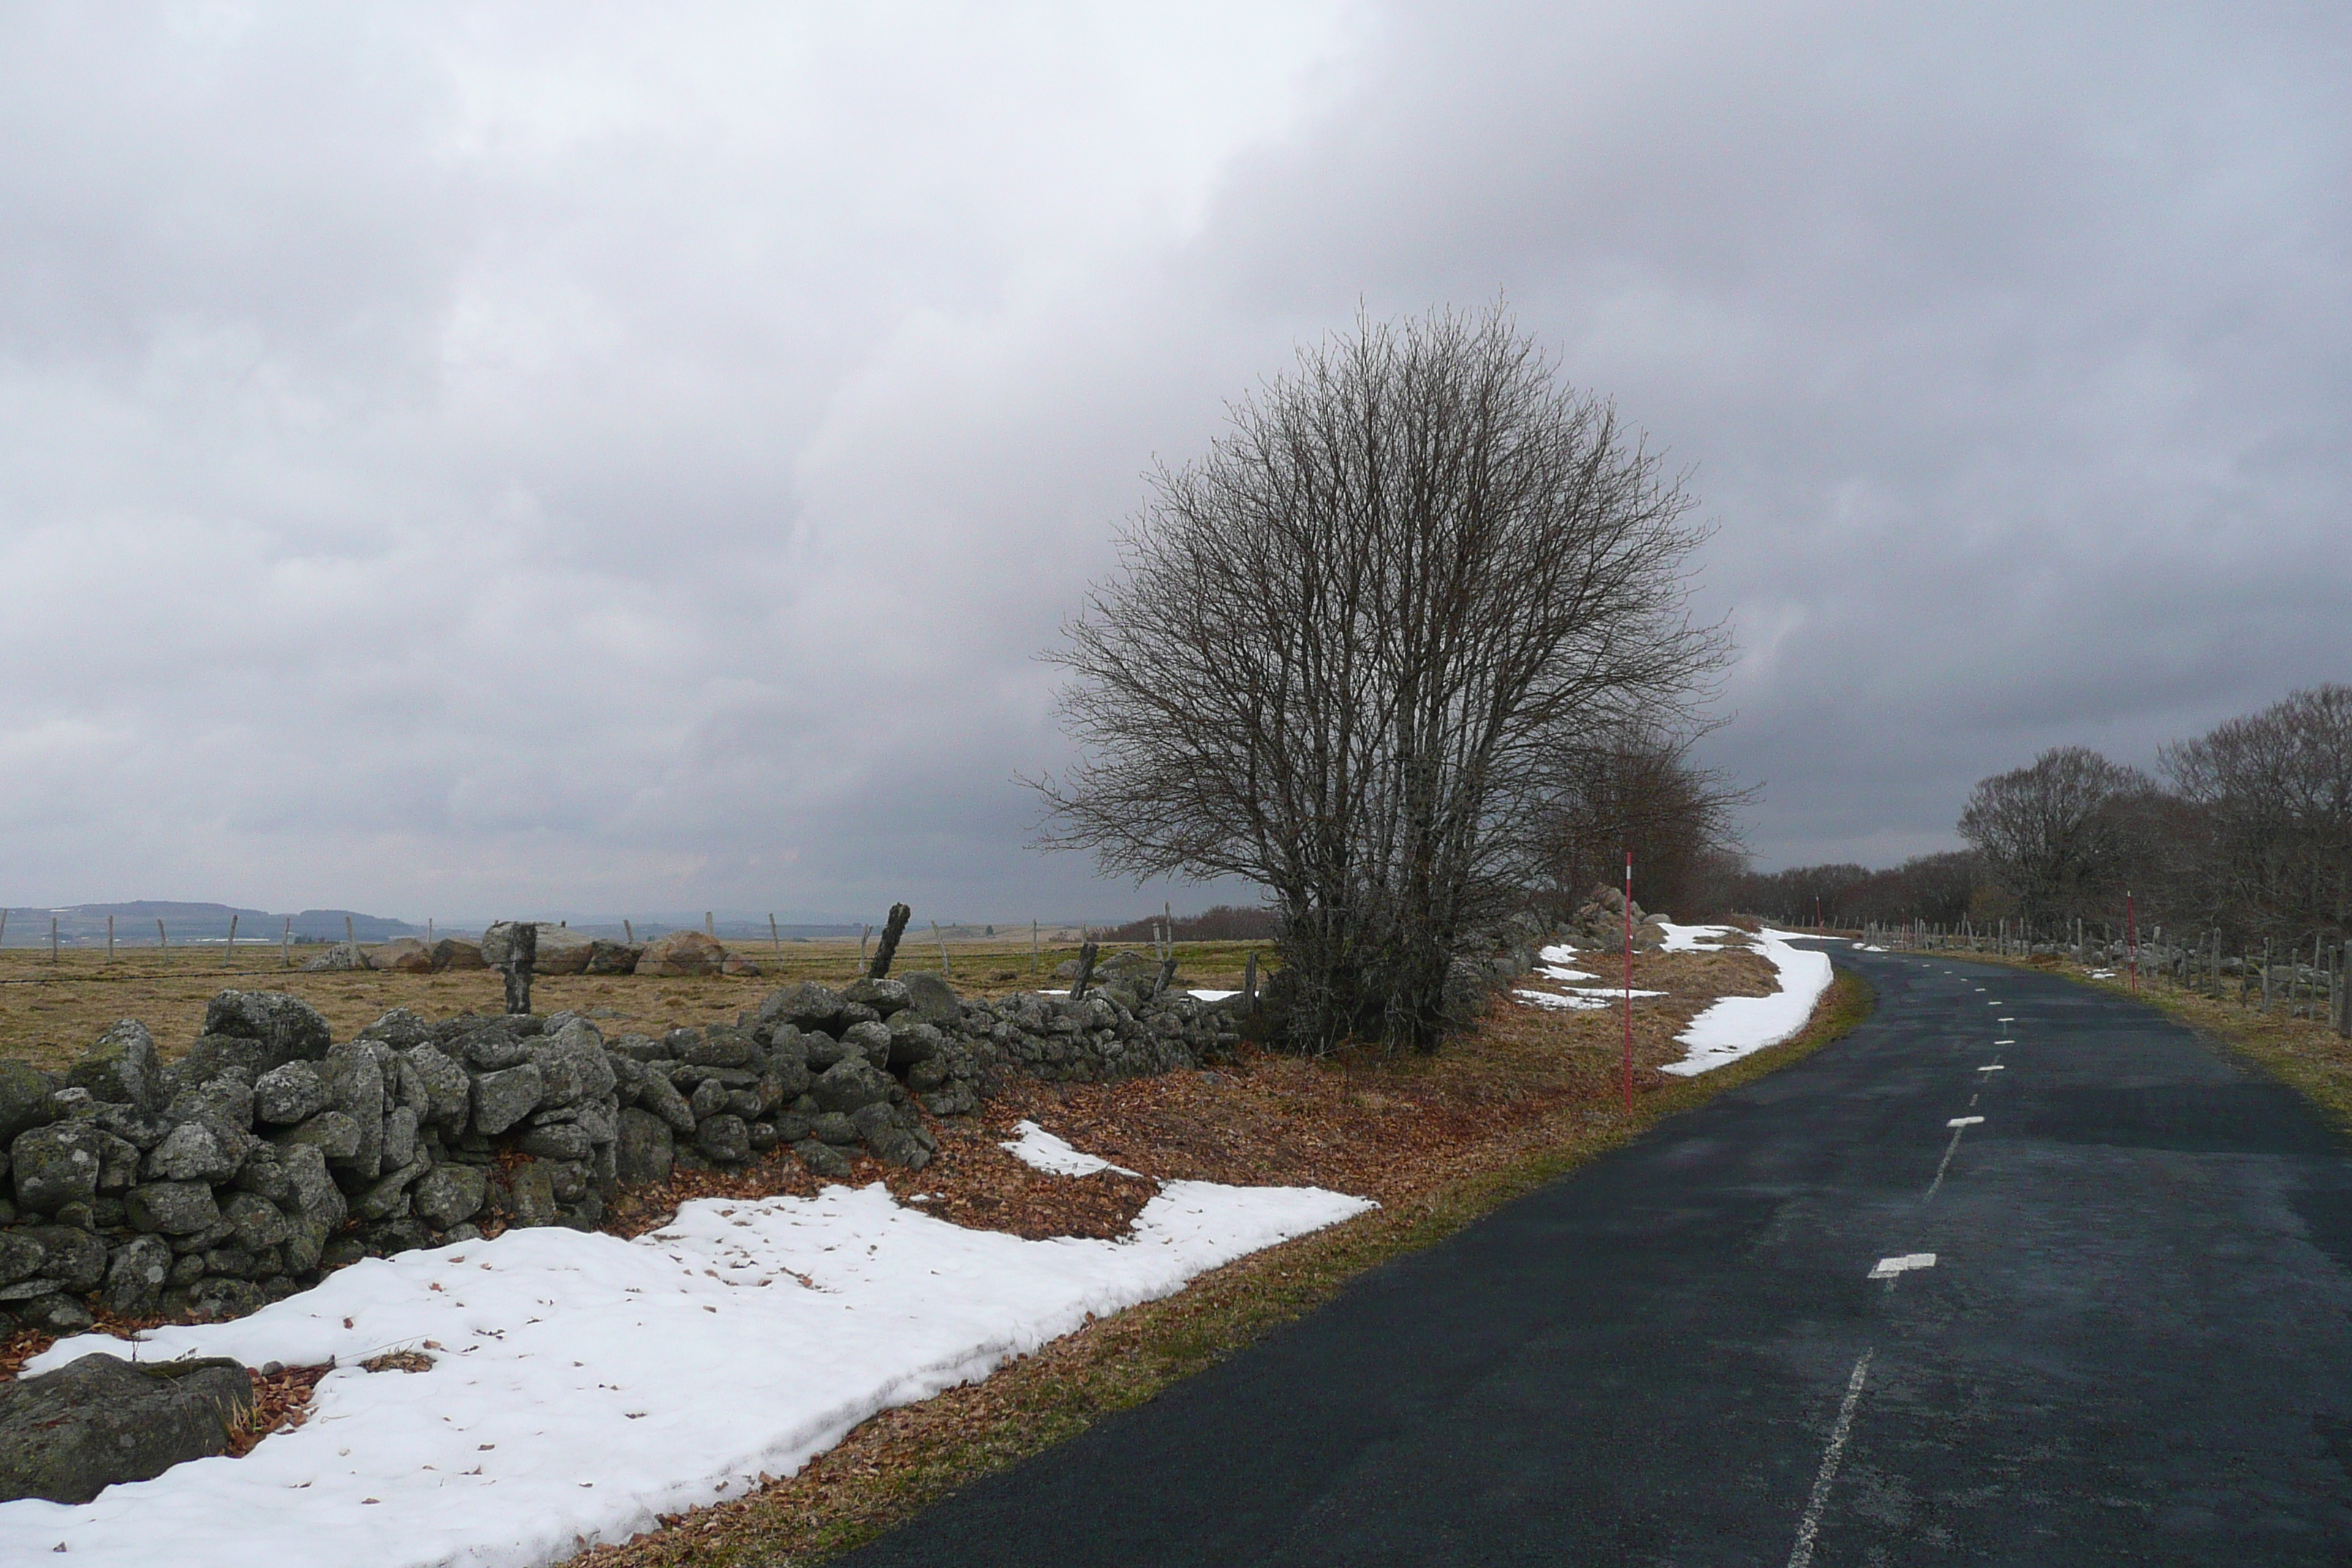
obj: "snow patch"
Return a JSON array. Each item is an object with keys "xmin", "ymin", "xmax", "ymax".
[
  {"xmin": 1000, "ymin": 1120, "xmax": 1140, "ymax": 1178},
  {"xmin": 1655, "ymin": 921, "xmax": 1735, "ymax": 952},
  {"xmin": 3, "ymin": 1179, "xmax": 1371, "ymax": 1567},
  {"xmin": 1660, "ymin": 928, "xmax": 1836, "ymax": 1077},
  {"xmin": 1512, "ymin": 989, "xmax": 1612, "ymax": 1011}
]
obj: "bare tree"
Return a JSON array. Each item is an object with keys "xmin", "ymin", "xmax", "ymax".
[
  {"xmin": 1528, "ymin": 723, "xmax": 1749, "ymax": 917},
  {"xmin": 2161, "ymin": 683, "xmax": 2352, "ymax": 941},
  {"xmin": 1032, "ymin": 304, "xmax": 1727, "ymax": 1053},
  {"xmin": 1958, "ymin": 746, "xmax": 2156, "ymax": 927}
]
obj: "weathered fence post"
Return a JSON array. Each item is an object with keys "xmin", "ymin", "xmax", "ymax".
[
  {"xmin": 2336, "ymin": 942, "xmax": 2351, "ymax": 1038},
  {"xmin": 157, "ymin": 919, "xmax": 169, "ymax": 962},
  {"xmin": 106, "ymin": 915, "xmax": 114, "ymax": 963},
  {"xmin": 486, "ymin": 920, "xmax": 537, "ymax": 1015},
  {"xmin": 226, "ymin": 913, "xmax": 238, "ymax": 966},
  {"xmin": 50, "ymin": 916, "xmax": 59, "ymax": 962},
  {"xmin": 931, "ymin": 919, "xmax": 951, "ymax": 978},
  {"xmin": 704, "ymin": 911, "xmax": 715, "ymax": 937},
  {"xmin": 1068, "ymin": 940, "xmax": 1100, "ymax": 1000},
  {"xmin": 1031, "ymin": 919, "xmax": 1040, "ymax": 976},
  {"xmin": 282, "ymin": 916, "xmax": 292, "ymax": 968},
  {"xmin": 624, "ymin": 919, "xmax": 635, "ymax": 946},
  {"xmin": 770, "ymin": 913, "xmax": 781, "ymax": 954},
  {"xmin": 868, "ymin": 904, "xmax": 911, "ymax": 979},
  {"xmin": 1243, "ymin": 950, "xmax": 1259, "ymax": 1014}
]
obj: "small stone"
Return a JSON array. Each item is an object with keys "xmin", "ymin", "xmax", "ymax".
[
  {"xmin": 810, "ymin": 1112, "xmax": 859, "ymax": 1146},
  {"xmin": 791, "ymin": 1138, "xmax": 853, "ymax": 1180},
  {"xmin": 516, "ymin": 1122, "xmax": 595, "ymax": 1161},
  {"xmin": 636, "ymin": 930, "xmax": 728, "ymax": 977},
  {"xmin": 842, "ymin": 1020, "xmax": 894, "ymax": 1071},
  {"xmin": 696, "ymin": 1114, "xmax": 751, "ymax": 1164},
  {"xmin": 103, "ymin": 1235, "xmax": 173, "ymax": 1316},
  {"xmin": 24, "ymin": 1226, "xmax": 107, "ymax": 1292},
  {"xmin": 412, "ymin": 1164, "xmax": 488, "ymax": 1230},
  {"xmin": 66, "ymin": 1020, "xmax": 159, "ymax": 1110},
  {"xmin": 253, "ymin": 1062, "xmax": 329, "ymax": 1125},
  {"xmin": 145, "ymin": 1120, "xmax": 244, "ymax": 1184},
  {"xmin": 221, "ymin": 1191, "xmax": 293, "ymax": 1251},
  {"xmin": 352, "ymin": 1161, "xmax": 429, "ymax": 1221},
  {"xmin": 10, "ymin": 1123, "xmax": 107, "ymax": 1215},
  {"xmin": 810, "ymin": 1058, "xmax": 892, "ymax": 1115},
  {"xmin": 472, "ymin": 1064, "xmax": 544, "ymax": 1136},
  {"xmin": 8, "ymin": 1293, "xmax": 94, "ymax": 1336},
  {"xmin": 200, "ymin": 990, "xmax": 333, "ymax": 1069},
  {"xmin": 527, "ymin": 1022, "xmax": 615, "ymax": 1109},
  {"xmin": 505, "ymin": 1161, "xmax": 560, "ymax": 1227},
  {"xmin": 274, "ymin": 1110, "xmax": 363, "ymax": 1161},
  {"xmin": 614, "ymin": 1107, "xmax": 674, "ymax": 1186}
]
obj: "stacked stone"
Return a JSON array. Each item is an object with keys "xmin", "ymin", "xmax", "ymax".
[{"xmin": 0, "ymin": 966, "xmax": 1240, "ymax": 1335}]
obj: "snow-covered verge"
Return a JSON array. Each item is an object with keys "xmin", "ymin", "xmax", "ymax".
[
  {"xmin": 1659, "ymin": 927, "xmax": 1836, "ymax": 1077},
  {"xmin": 2, "ymin": 1177, "xmax": 1372, "ymax": 1568}
]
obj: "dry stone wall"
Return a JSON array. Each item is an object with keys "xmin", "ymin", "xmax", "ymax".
[{"xmin": 0, "ymin": 972, "xmax": 1243, "ymax": 1335}]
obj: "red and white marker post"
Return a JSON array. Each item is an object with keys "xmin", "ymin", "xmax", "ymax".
[{"xmin": 1624, "ymin": 850, "xmax": 1635, "ymax": 1114}]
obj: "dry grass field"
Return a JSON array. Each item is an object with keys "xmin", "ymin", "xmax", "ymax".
[{"xmin": 0, "ymin": 938, "xmax": 1275, "ymax": 1071}]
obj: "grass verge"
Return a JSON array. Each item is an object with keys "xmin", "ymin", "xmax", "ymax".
[{"xmin": 575, "ymin": 968, "xmax": 1876, "ymax": 1567}]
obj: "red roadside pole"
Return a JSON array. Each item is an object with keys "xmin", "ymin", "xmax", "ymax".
[
  {"xmin": 2127, "ymin": 890, "xmax": 2138, "ymax": 994},
  {"xmin": 1624, "ymin": 851, "xmax": 1635, "ymax": 1114}
]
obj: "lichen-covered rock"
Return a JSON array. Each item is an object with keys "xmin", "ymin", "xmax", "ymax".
[
  {"xmin": 10, "ymin": 1226, "xmax": 107, "ymax": 1294},
  {"xmin": 841, "ymin": 1019, "xmax": 893, "ymax": 1071},
  {"xmin": 404, "ymin": 1044, "xmax": 471, "ymax": 1128},
  {"xmin": 809, "ymin": 1111, "xmax": 859, "ymax": 1145},
  {"xmin": 517, "ymin": 1121, "xmax": 595, "ymax": 1161},
  {"xmin": 505, "ymin": 1161, "xmax": 561, "ymax": 1227},
  {"xmin": 627, "ymin": 1060, "xmax": 696, "ymax": 1134},
  {"xmin": 144, "ymin": 1120, "xmax": 245, "ymax": 1185},
  {"xmin": 12, "ymin": 1123, "xmax": 107, "ymax": 1215},
  {"xmin": 382, "ymin": 1104, "xmax": 420, "ymax": 1172},
  {"xmin": 584, "ymin": 938, "xmax": 640, "ymax": 974},
  {"xmin": 791, "ymin": 1138, "xmax": 853, "ymax": 1179},
  {"xmin": 900, "ymin": 970, "xmax": 961, "ymax": 1024},
  {"xmin": 696, "ymin": 1113, "xmax": 751, "ymax": 1164},
  {"xmin": 527, "ymin": 1021, "xmax": 615, "ymax": 1109},
  {"xmin": 0, "ymin": 1352, "xmax": 253, "ymax": 1504},
  {"xmin": 852, "ymin": 1103, "xmax": 930, "ymax": 1170},
  {"xmin": 220, "ymin": 1191, "xmax": 292, "ymax": 1251},
  {"xmin": 412, "ymin": 1164, "xmax": 487, "ymax": 1229},
  {"xmin": 614, "ymin": 1107, "xmax": 674, "ymax": 1186},
  {"xmin": 352, "ymin": 1161, "xmax": 428, "ymax": 1221},
  {"xmin": 0, "ymin": 1059, "xmax": 56, "ymax": 1147},
  {"xmin": 103, "ymin": 1234, "xmax": 173, "ymax": 1316},
  {"xmin": 472, "ymin": 1063, "xmax": 543, "ymax": 1136},
  {"xmin": 841, "ymin": 977, "xmax": 911, "ymax": 1017},
  {"xmin": 810, "ymin": 1058, "xmax": 892, "ymax": 1115},
  {"xmin": 431, "ymin": 937, "xmax": 488, "ymax": 970},
  {"xmin": 253, "ymin": 1061, "xmax": 329, "ymax": 1125},
  {"xmin": 124, "ymin": 1179, "xmax": 220, "ymax": 1235},
  {"xmin": 352, "ymin": 1006, "xmax": 434, "ymax": 1051},
  {"xmin": 201, "ymin": 990, "xmax": 333, "ymax": 1068},
  {"xmin": 67, "ymin": 1020, "xmax": 160, "ymax": 1109},
  {"xmin": 753, "ymin": 981, "xmax": 846, "ymax": 1036},
  {"xmin": 274, "ymin": 1110, "xmax": 363, "ymax": 1161}
]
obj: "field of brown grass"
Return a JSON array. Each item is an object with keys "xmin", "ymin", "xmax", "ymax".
[{"xmin": 0, "ymin": 938, "xmax": 1275, "ymax": 1071}]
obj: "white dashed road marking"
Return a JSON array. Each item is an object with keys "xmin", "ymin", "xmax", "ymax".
[
  {"xmin": 1869, "ymin": 1254, "xmax": 1937, "ymax": 1278},
  {"xmin": 1786, "ymin": 1349, "xmax": 1874, "ymax": 1568},
  {"xmin": 1945, "ymin": 1115, "xmax": 1984, "ymax": 1128},
  {"xmin": 1977, "ymin": 1064, "xmax": 2005, "ymax": 1072}
]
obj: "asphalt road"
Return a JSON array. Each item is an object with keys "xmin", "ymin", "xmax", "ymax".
[{"xmin": 843, "ymin": 946, "xmax": 2352, "ymax": 1566}]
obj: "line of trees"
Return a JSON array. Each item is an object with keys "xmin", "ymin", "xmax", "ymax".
[{"xmin": 1732, "ymin": 685, "xmax": 2352, "ymax": 949}]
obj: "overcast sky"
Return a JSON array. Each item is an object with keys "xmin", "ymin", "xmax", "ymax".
[{"xmin": 1, "ymin": 1, "xmax": 2343, "ymax": 924}]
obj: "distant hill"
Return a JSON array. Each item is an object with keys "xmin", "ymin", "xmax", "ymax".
[{"xmin": 0, "ymin": 903, "xmax": 420, "ymax": 946}]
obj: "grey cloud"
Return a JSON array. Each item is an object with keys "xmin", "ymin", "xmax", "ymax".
[{"xmin": 0, "ymin": 1, "xmax": 2342, "ymax": 924}]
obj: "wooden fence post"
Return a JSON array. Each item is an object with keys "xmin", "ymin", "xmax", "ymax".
[
  {"xmin": 157, "ymin": 919, "xmax": 169, "ymax": 962},
  {"xmin": 107, "ymin": 915, "xmax": 114, "ymax": 963},
  {"xmin": 282, "ymin": 916, "xmax": 292, "ymax": 968},
  {"xmin": 769, "ymin": 913, "xmax": 781, "ymax": 954},
  {"xmin": 704, "ymin": 911, "xmax": 715, "ymax": 937},
  {"xmin": 624, "ymin": 919, "xmax": 635, "ymax": 946},
  {"xmin": 931, "ymin": 919, "xmax": 951, "ymax": 978},
  {"xmin": 1031, "ymin": 919, "xmax": 1039, "ymax": 976},
  {"xmin": 51, "ymin": 915, "xmax": 59, "ymax": 962},
  {"xmin": 227, "ymin": 913, "xmax": 238, "ymax": 966}
]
